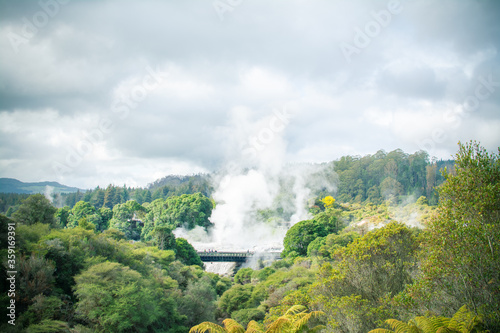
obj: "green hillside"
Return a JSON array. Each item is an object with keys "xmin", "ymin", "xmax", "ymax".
[{"xmin": 0, "ymin": 178, "xmax": 82, "ymax": 194}]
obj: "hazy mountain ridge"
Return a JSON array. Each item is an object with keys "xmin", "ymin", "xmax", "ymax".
[{"xmin": 0, "ymin": 178, "xmax": 82, "ymax": 194}]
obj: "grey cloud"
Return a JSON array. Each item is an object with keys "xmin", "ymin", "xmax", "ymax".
[{"xmin": 0, "ymin": 0, "xmax": 499, "ymax": 188}]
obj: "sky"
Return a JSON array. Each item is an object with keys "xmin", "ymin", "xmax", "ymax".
[{"xmin": 0, "ymin": 0, "xmax": 499, "ymax": 189}]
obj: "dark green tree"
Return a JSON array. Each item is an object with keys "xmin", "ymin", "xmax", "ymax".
[
  {"xmin": 175, "ymin": 238, "xmax": 203, "ymax": 267},
  {"xmin": 12, "ymin": 194, "xmax": 57, "ymax": 226},
  {"xmin": 283, "ymin": 209, "xmax": 342, "ymax": 257}
]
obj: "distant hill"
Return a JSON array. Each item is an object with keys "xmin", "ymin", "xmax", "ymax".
[
  {"xmin": 147, "ymin": 174, "xmax": 211, "ymax": 190},
  {"xmin": 0, "ymin": 178, "xmax": 82, "ymax": 194}
]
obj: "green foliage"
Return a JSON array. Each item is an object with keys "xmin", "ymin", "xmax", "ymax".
[
  {"xmin": 108, "ymin": 200, "xmax": 145, "ymax": 240},
  {"xmin": 235, "ymin": 268, "xmax": 254, "ymax": 285},
  {"xmin": 67, "ymin": 201, "xmax": 102, "ymax": 229},
  {"xmin": 283, "ymin": 208, "xmax": 342, "ymax": 257},
  {"xmin": 55, "ymin": 206, "xmax": 70, "ymax": 228},
  {"xmin": 334, "ymin": 149, "xmax": 451, "ymax": 204},
  {"xmin": 74, "ymin": 261, "xmax": 163, "ymax": 332},
  {"xmin": 190, "ymin": 305, "xmax": 323, "ymax": 333},
  {"xmin": 18, "ymin": 255, "xmax": 56, "ymax": 309},
  {"xmin": 251, "ymin": 267, "xmax": 276, "ymax": 283},
  {"xmin": 26, "ymin": 319, "xmax": 70, "ymax": 333},
  {"xmin": 17, "ymin": 223, "xmax": 51, "ymax": 253},
  {"xmin": 232, "ymin": 308, "xmax": 266, "ymax": 328},
  {"xmin": 215, "ymin": 277, "xmax": 233, "ymax": 296},
  {"xmin": 142, "ymin": 194, "xmax": 213, "ymax": 243},
  {"xmin": 407, "ymin": 141, "xmax": 500, "ymax": 331},
  {"xmin": 416, "ymin": 196, "xmax": 428, "ymax": 205},
  {"xmin": 18, "ymin": 294, "xmax": 67, "ymax": 329},
  {"xmin": 175, "ymin": 237, "xmax": 203, "ymax": 267},
  {"xmin": 178, "ymin": 275, "xmax": 218, "ymax": 328},
  {"xmin": 12, "ymin": 194, "xmax": 57, "ymax": 226},
  {"xmin": 219, "ymin": 284, "xmax": 255, "ymax": 316},
  {"xmin": 321, "ymin": 231, "xmax": 360, "ymax": 258},
  {"xmin": 368, "ymin": 305, "xmax": 487, "ymax": 333},
  {"xmin": 312, "ymin": 222, "xmax": 419, "ymax": 332}
]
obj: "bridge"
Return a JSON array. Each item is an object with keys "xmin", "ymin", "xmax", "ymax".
[{"xmin": 197, "ymin": 251, "xmax": 282, "ymax": 263}]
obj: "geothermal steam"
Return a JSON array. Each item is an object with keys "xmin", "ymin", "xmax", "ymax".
[{"xmin": 175, "ymin": 106, "xmax": 336, "ymax": 252}]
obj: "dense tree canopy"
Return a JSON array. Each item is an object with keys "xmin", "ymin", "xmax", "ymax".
[
  {"xmin": 282, "ymin": 208, "xmax": 343, "ymax": 257},
  {"xmin": 2, "ymin": 144, "xmax": 495, "ymax": 333},
  {"xmin": 12, "ymin": 194, "xmax": 57, "ymax": 226},
  {"xmin": 406, "ymin": 141, "xmax": 500, "ymax": 331}
]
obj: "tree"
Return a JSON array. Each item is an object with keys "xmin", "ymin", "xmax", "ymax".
[
  {"xmin": 178, "ymin": 276, "xmax": 217, "ymax": 328},
  {"xmin": 67, "ymin": 201, "xmax": 98, "ymax": 228},
  {"xmin": 313, "ymin": 222, "xmax": 419, "ymax": 332},
  {"xmin": 73, "ymin": 262, "xmax": 161, "ymax": 333},
  {"xmin": 108, "ymin": 200, "xmax": 146, "ymax": 240},
  {"xmin": 142, "ymin": 193, "xmax": 213, "ymax": 242},
  {"xmin": 175, "ymin": 238, "xmax": 203, "ymax": 267},
  {"xmin": 12, "ymin": 194, "xmax": 57, "ymax": 226},
  {"xmin": 91, "ymin": 187, "xmax": 105, "ymax": 208},
  {"xmin": 18, "ymin": 255, "xmax": 56, "ymax": 310},
  {"xmin": 97, "ymin": 206, "xmax": 113, "ymax": 232},
  {"xmin": 321, "ymin": 196, "xmax": 335, "ymax": 208},
  {"xmin": 103, "ymin": 185, "xmax": 117, "ymax": 209},
  {"xmin": 55, "ymin": 206, "xmax": 70, "ymax": 228},
  {"xmin": 219, "ymin": 284, "xmax": 254, "ymax": 316},
  {"xmin": 411, "ymin": 141, "xmax": 500, "ymax": 330},
  {"xmin": 283, "ymin": 209, "xmax": 342, "ymax": 257}
]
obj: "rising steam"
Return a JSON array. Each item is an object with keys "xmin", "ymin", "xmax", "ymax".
[{"xmin": 174, "ymin": 105, "xmax": 337, "ymax": 253}]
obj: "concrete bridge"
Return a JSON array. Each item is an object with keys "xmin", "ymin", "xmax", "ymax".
[{"xmin": 197, "ymin": 251, "xmax": 282, "ymax": 263}]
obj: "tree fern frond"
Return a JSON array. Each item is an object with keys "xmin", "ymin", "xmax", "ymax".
[
  {"xmin": 367, "ymin": 329, "xmax": 395, "ymax": 333},
  {"xmin": 284, "ymin": 305, "xmax": 308, "ymax": 316},
  {"xmin": 293, "ymin": 310, "xmax": 324, "ymax": 332},
  {"xmin": 245, "ymin": 320, "xmax": 264, "ymax": 333},
  {"xmin": 413, "ymin": 316, "xmax": 433, "ymax": 333},
  {"xmin": 436, "ymin": 328, "xmax": 461, "ymax": 333},
  {"xmin": 265, "ymin": 317, "xmax": 293, "ymax": 333},
  {"xmin": 223, "ymin": 318, "xmax": 245, "ymax": 333},
  {"xmin": 448, "ymin": 305, "xmax": 483, "ymax": 333},
  {"xmin": 190, "ymin": 322, "xmax": 227, "ymax": 333},
  {"xmin": 414, "ymin": 315, "xmax": 452, "ymax": 333},
  {"xmin": 429, "ymin": 317, "xmax": 452, "ymax": 332},
  {"xmin": 386, "ymin": 319, "xmax": 413, "ymax": 333}
]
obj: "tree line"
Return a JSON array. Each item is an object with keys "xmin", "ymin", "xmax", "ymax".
[
  {"xmin": 0, "ymin": 151, "xmax": 453, "ymax": 218},
  {"xmin": 2, "ymin": 143, "xmax": 495, "ymax": 333},
  {"xmin": 189, "ymin": 141, "xmax": 499, "ymax": 333}
]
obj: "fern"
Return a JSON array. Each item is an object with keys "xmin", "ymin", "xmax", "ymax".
[
  {"xmin": 222, "ymin": 319, "xmax": 245, "ymax": 333},
  {"xmin": 189, "ymin": 322, "xmax": 227, "ymax": 333},
  {"xmin": 245, "ymin": 320, "xmax": 264, "ymax": 333}
]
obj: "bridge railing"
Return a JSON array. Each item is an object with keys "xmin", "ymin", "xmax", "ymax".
[{"xmin": 197, "ymin": 251, "xmax": 282, "ymax": 262}]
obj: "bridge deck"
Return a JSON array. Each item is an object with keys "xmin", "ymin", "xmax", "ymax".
[{"xmin": 197, "ymin": 251, "xmax": 281, "ymax": 262}]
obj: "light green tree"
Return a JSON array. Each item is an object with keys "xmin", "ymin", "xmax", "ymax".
[{"xmin": 408, "ymin": 141, "xmax": 500, "ymax": 330}]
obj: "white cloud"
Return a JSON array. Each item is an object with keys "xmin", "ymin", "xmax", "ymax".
[{"xmin": 0, "ymin": 0, "xmax": 499, "ymax": 188}]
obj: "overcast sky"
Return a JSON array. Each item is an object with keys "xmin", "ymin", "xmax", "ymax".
[{"xmin": 0, "ymin": 0, "xmax": 499, "ymax": 189}]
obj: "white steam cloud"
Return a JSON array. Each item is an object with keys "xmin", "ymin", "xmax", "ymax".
[
  {"xmin": 175, "ymin": 104, "xmax": 337, "ymax": 253},
  {"xmin": 44, "ymin": 185, "xmax": 54, "ymax": 203}
]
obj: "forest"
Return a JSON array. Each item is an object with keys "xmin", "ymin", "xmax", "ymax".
[
  {"xmin": 0, "ymin": 141, "xmax": 498, "ymax": 333},
  {"xmin": 0, "ymin": 149, "xmax": 452, "ymax": 216}
]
